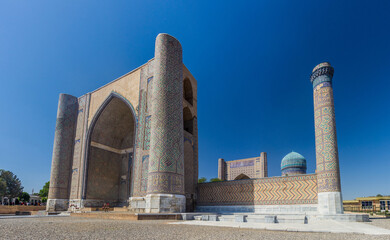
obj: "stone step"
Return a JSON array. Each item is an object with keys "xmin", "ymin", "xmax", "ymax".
[
  {"xmin": 113, "ymin": 207, "xmax": 129, "ymax": 212},
  {"xmin": 275, "ymin": 215, "xmax": 308, "ymax": 224},
  {"xmin": 70, "ymin": 212, "xmax": 182, "ymax": 220},
  {"xmin": 206, "ymin": 213, "xmax": 308, "ymax": 224},
  {"xmin": 246, "ymin": 215, "xmax": 276, "ymax": 223},
  {"xmin": 80, "ymin": 207, "xmax": 114, "ymax": 212}
]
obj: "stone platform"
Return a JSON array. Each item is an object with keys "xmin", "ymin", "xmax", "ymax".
[
  {"xmin": 70, "ymin": 212, "xmax": 182, "ymax": 220},
  {"xmin": 191, "ymin": 213, "xmax": 369, "ymax": 223},
  {"xmin": 171, "ymin": 220, "xmax": 390, "ymax": 235}
]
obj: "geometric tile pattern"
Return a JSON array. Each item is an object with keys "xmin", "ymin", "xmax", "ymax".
[
  {"xmin": 140, "ymin": 155, "xmax": 149, "ymax": 192},
  {"xmin": 282, "ymin": 167, "xmax": 307, "ymax": 176},
  {"xmin": 311, "ymin": 66, "xmax": 334, "ymax": 89},
  {"xmin": 311, "ymin": 64, "xmax": 341, "ymax": 193},
  {"xmin": 144, "ymin": 116, "xmax": 151, "ymax": 150},
  {"xmin": 136, "ymin": 90, "xmax": 146, "ymax": 149},
  {"xmin": 281, "ymin": 152, "xmax": 307, "ymax": 176},
  {"xmin": 197, "ymin": 174, "xmax": 318, "ymax": 206},
  {"xmin": 132, "ymin": 66, "xmax": 153, "ymax": 197},
  {"xmin": 148, "ymin": 34, "xmax": 184, "ymax": 194}
]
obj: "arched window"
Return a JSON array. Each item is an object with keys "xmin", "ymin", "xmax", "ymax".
[
  {"xmin": 183, "ymin": 78, "xmax": 193, "ymax": 105},
  {"xmin": 183, "ymin": 107, "xmax": 193, "ymax": 134}
]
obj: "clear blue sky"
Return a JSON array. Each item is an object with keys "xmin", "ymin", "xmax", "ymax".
[{"xmin": 0, "ymin": 1, "xmax": 389, "ymax": 200}]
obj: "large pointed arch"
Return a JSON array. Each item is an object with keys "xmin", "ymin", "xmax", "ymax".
[{"xmin": 81, "ymin": 92, "xmax": 137, "ymax": 207}]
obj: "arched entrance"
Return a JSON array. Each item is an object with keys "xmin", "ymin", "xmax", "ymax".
[
  {"xmin": 234, "ymin": 174, "xmax": 250, "ymax": 180},
  {"xmin": 84, "ymin": 94, "xmax": 136, "ymax": 207}
]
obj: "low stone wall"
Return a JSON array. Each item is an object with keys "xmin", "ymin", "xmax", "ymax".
[
  {"xmin": 0, "ymin": 205, "xmax": 46, "ymax": 214},
  {"xmin": 197, "ymin": 174, "xmax": 318, "ymax": 206}
]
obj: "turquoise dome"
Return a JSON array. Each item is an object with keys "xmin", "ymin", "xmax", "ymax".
[{"xmin": 281, "ymin": 152, "xmax": 307, "ymax": 176}]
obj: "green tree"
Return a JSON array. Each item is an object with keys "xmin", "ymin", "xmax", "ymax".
[
  {"xmin": 377, "ymin": 194, "xmax": 383, "ymax": 197},
  {"xmin": 0, "ymin": 169, "xmax": 23, "ymax": 198},
  {"xmin": 39, "ymin": 181, "xmax": 50, "ymax": 198},
  {"xmin": 210, "ymin": 178, "xmax": 222, "ymax": 182},
  {"xmin": 198, "ymin": 177, "xmax": 207, "ymax": 183},
  {"xmin": 0, "ymin": 178, "xmax": 6, "ymax": 196},
  {"xmin": 20, "ymin": 192, "xmax": 30, "ymax": 203}
]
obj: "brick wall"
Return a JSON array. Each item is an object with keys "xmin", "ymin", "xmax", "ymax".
[{"xmin": 197, "ymin": 174, "xmax": 318, "ymax": 206}]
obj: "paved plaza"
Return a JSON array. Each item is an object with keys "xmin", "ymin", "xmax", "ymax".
[{"xmin": 0, "ymin": 216, "xmax": 390, "ymax": 240}]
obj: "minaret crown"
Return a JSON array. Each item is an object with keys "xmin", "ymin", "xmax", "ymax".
[{"xmin": 310, "ymin": 62, "xmax": 334, "ymax": 86}]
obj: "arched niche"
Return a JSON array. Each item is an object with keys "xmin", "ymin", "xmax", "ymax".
[
  {"xmin": 183, "ymin": 107, "xmax": 193, "ymax": 134},
  {"xmin": 183, "ymin": 78, "xmax": 193, "ymax": 105},
  {"xmin": 84, "ymin": 94, "xmax": 136, "ymax": 207},
  {"xmin": 184, "ymin": 138, "xmax": 194, "ymax": 211}
]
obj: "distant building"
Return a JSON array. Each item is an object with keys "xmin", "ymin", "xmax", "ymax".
[
  {"xmin": 344, "ymin": 196, "xmax": 390, "ymax": 212},
  {"xmin": 217, "ymin": 151, "xmax": 308, "ymax": 181},
  {"xmin": 30, "ymin": 194, "xmax": 42, "ymax": 205},
  {"xmin": 218, "ymin": 152, "xmax": 267, "ymax": 181}
]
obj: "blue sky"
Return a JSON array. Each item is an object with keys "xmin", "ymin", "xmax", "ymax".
[{"xmin": 0, "ymin": 1, "xmax": 389, "ymax": 200}]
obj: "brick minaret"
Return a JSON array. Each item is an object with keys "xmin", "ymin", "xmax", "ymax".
[
  {"xmin": 146, "ymin": 33, "xmax": 185, "ymax": 213},
  {"xmin": 47, "ymin": 94, "xmax": 78, "ymax": 212},
  {"xmin": 310, "ymin": 62, "xmax": 343, "ymax": 214},
  {"xmin": 218, "ymin": 158, "xmax": 226, "ymax": 181}
]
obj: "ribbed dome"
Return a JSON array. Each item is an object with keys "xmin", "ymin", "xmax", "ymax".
[{"xmin": 281, "ymin": 152, "xmax": 307, "ymax": 176}]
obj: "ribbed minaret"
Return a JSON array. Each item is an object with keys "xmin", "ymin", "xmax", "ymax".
[
  {"xmin": 146, "ymin": 33, "xmax": 185, "ymax": 213},
  {"xmin": 310, "ymin": 62, "xmax": 343, "ymax": 214},
  {"xmin": 47, "ymin": 94, "xmax": 78, "ymax": 212}
]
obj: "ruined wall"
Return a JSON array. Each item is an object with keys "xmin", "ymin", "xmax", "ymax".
[{"xmin": 197, "ymin": 174, "xmax": 318, "ymax": 206}]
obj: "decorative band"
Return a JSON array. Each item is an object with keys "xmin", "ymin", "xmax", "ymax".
[{"xmin": 310, "ymin": 66, "xmax": 334, "ymax": 83}]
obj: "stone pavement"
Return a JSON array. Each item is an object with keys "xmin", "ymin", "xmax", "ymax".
[
  {"xmin": 1, "ymin": 216, "xmax": 390, "ymax": 239},
  {"xmin": 171, "ymin": 219, "xmax": 390, "ymax": 235}
]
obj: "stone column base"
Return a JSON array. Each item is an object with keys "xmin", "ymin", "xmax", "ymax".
[
  {"xmin": 129, "ymin": 197, "xmax": 146, "ymax": 213},
  {"xmin": 318, "ymin": 192, "xmax": 343, "ymax": 214},
  {"xmin": 145, "ymin": 194, "xmax": 185, "ymax": 213},
  {"xmin": 46, "ymin": 199, "xmax": 69, "ymax": 212},
  {"xmin": 68, "ymin": 199, "xmax": 83, "ymax": 212}
]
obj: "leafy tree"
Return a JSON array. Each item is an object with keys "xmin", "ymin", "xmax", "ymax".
[
  {"xmin": 39, "ymin": 181, "xmax": 50, "ymax": 198},
  {"xmin": 20, "ymin": 192, "xmax": 30, "ymax": 203},
  {"xmin": 210, "ymin": 178, "xmax": 222, "ymax": 182},
  {"xmin": 377, "ymin": 194, "xmax": 383, "ymax": 197},
  {"xmin": 0, "ymin": 169, "xmax": 23, "ymax": 198},
  {"xmin": 0, "ymin": 178, "xmax": 6, "ymax": 196},
  {"xmin": 198, "ymin": 177, "xmax": 207, "ymax": 183}
]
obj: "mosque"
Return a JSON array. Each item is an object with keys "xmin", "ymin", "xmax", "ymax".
[
  {"xmin": 47, "ymin": 33, "xmax": 364, "ymax": 220},
  {"xmin": 217, "ymin": 151, "xmax": 307, "ymax": 181}
]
